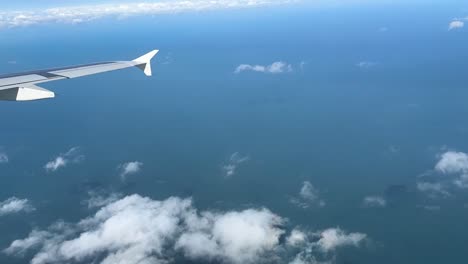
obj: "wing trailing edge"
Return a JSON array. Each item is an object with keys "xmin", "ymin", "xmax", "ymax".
[
  {"xmin": 0, "ymin": 49, "xmax": 159, "ymax": 101},
  {"xmin": 0, "ymin": 85, "xmax": 54, "ymax": 101}
]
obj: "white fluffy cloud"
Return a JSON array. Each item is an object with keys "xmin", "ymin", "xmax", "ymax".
[
  {"xmin": 316, "ymin": 228, "xmax": 367, "ymax": 252},
  {"xmin": 362, "ymin": 196, "xmax": 386, "ymax": 208},
  {"xmin": 286, "ymin": 228, "xmax": 367, "ymax": 264},
  {"xmin": 4, "ymin": 194, "xmax": 367, "ymax": 264},
  {"xmin": 0, "ymin": 0, "xmax": 294, "ymax": 28},
  {"xmin": 290, "ymin": 181, "xmax": 325, "ymax": 209},
  {"xmin": 435, "ymin": 151, "xmax": 468, "ymax": 174},
  {"xmin": 434, "ymin": 151, "xmax": 468, "ymax": 188},
  {"xmin": 222, "ymin": 152, "xmax": 249, "ymax": 178},
  {"xmin": 118, "ymin": 161, "xmax": 143, "ymax": 180},
  {"xmin": 44, "ymin": 147, "xmax": 84, "ymax": 172},
  {"xmin": 0, "ymin": 197, "xmax": 35, "ymax": 216},
  {"xmin": 235, "ymin": 62, "xmax": 293, "ymax": 74},
  {"xmin": 449, "ymin": 20, "xmax": 464, "ymax": 30}
]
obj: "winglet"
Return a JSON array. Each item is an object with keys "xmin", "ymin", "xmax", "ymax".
[{"xmin": 133, "ymin": 50, "xmax": 159, "ymax": 76}]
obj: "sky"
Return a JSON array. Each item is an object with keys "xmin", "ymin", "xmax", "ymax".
[{"xmin": 1, "ymin": 0, "xmax": 468, "ymax": 264}]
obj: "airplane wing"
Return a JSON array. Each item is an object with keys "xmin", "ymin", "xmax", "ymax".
[{"xmin": 0, "ymin": 50, "xmax": 158, "ymax": 101}]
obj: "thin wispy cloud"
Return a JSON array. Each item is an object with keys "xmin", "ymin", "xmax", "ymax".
[
  {"xmin": 356, "ymin": 61, "xmax": 379, "ymax": 69},
  {"xmin": 290, "ymin": 181, "xmax": 325, "ymax": 209},
  {"xmin": 0, "ymin": 151, "xmax": 8, "ymax": 164},
  {"xmin": 84, "ymin": 191, "xmax": 122, "ymax": 209},
  {"xmin": 118, "ymin": 161, "xmax": 143, "ymax": 181},
  {"xmin": 235, "ymin": 62, "xmax": 293, "ymax": 74},
  {"xmin": 222, "ymin": 152, "xmax": 249, "ymax": 178},
  {"xmin": 44, "ymin": 147, "xmax": 84, "ymax": 172},
  {"xmin": 362, "ymin": 196, "xmax": 386, "ymax": 208},
  {"xmin": 0, "ymin": 197, "xmax": 35, "ymax": 216},
  {"xmin": 0, "ymin": 0, "xmax": 295, "ymax": 28},
  {"xmin": 417, "ymin": 182, "xmax": 450, "ymax": 198},
  {"xmin": 4, "ymin": 194, "xmax": 367, "ymax": 264}
]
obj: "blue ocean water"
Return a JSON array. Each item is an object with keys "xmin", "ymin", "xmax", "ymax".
[{"xmin": 1, "ymin": 2, "xmax": 468, "ymax": 264}]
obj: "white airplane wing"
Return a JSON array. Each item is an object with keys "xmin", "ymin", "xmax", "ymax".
[{"xmin": 0, "ymin": 50, "xmax": 158, "ymax": 101}]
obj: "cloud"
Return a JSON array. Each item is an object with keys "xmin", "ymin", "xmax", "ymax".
[
  {"xmin": 435, "ymin": 151, "xmax": 468, "ymax": 174},
  {"xmin": 0, "ymin": 197, "xmax": 35, "ymax": 216},
  {"xmin": 316, "ymin": 228, "xmax": 367, "ymax": 252},
  {"xmin": 222, "ymin": 152, "xmax": 249, "ymax": 178},
  {"xmin": 356, "ymin": 61, "xmax": 378, "ymax": 69},
  {"xmin": 175, "ymin": 209, "xmax": 284, "ymax": 263},
  {"xmin": 44, "ymin": 147, "xmax": 84, "ymax": 172},
  {"xmin": 416, "ymin": 182, "xmax": 450, "ymax": 198},
  {"xmin": 434, "ymin": 151, "xmax": 468, "ymax": 188},
  {"xmin": 84, "ymin": 192, "xmax": 122, "ymax": 209},
  {"xmin": 4, "ymin": 194, "xmax": 367, "ymax": 264},
  {"xmin": 449, "ymin": 20, "xmax": 464, "ymax": 30},
  {"xmin": 0, "ymin": 152, "xmax": 8, "ymax": 164},
  {"xmin": 362, "ymin": 196, "xmax": 386, "ymax": 208},
  {"xmin": 0, "ymin": 0, "xmax": 294, "ymax": 28},
  {"xmin": 290, "ymin": 181, "xmax": 325, "ymax": 209},
  {"xmin": 286, "ymin": 228, "xmax": 367, "ymax": 264},
  {"xmin": 118, "ymin": 161, "xmax": 143, "ymax": 181},
  {"xmin": 234, "ymin": 62, "xmax": 293, "ymax": 74}
]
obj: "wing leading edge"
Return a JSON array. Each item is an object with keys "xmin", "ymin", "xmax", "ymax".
[{"xmin": 0, "ymin": 50, "xmax": 158, "ymax": 101}]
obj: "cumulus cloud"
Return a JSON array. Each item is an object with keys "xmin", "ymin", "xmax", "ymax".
[
  {"xmin": 362, "ymin": 196, "xmax": 386, "ymax": 208},
  {"xmin": 435, "ymin": 151, "xmax": 468, "ymax": 188},
  {"xmin": 0, "ymin": 0, "xmax": 294, "ymax": 28},
  {"xmin": 44, "ymin": 147, "xmax": 84, "ymax": 172},
  {"xmin": 0, "ymin": 152, "xmax": 8, "ymax": 163},
  {"xmin": 435, "ymin": 151, "xmax": 468, "ymax": 174},
  {"xmin": 449, "ymin": 20, "xmax": 464, "ymax": 30},
  {"xmin": 0, "ymin": 197, "xmax": 35, "ymax": 216},
  {"xmin": 4, "ymin": 194, "xmax": 366, "ymax": 264},
  {"xmin": 286, "ymin": 228, "xmax": 367, "ymax": 264},
  {"xmin": 235, "ymin": 62, "xmax": 293, "ymax": 74},
  {"xmin": 316, "ymin": 228, "xmax": 367, "ymax": 252},
  {"xmin": 290, "ymin": 181, "xmax": 325, "ymax": 209},
  {"xmin": 222, "ymin": 152, "xmax": 249, "ymax": 178},
  {"xmin": 118, "ymin": 161, "xmax": 143, "ymax": 181}
]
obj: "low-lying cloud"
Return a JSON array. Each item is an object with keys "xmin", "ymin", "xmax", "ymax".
[
  {"xmin": 435, "ymin": 151, "xmax": 468, "ymax": 188},
  {"xmin": 0, "ymin": 151, "xmax": 8, "ymax": 164},
  {"xmin": 417, "ymin": 182, "xmax": 450, "ymax": 198},
  {"xmin": 0, "ymin": 197, "xmax": 35, "ymax": 216},
  {"xmin": 4, "ymin": 194, "xmax": 367, "ymax": 264},
  {"xmin": 222, "ymin": 152, "xmax": 249, "ymax": 178},
  {"xmin": 118, "ymin": 161, "xmax": 143, "ymax": 181},
  {"xmin": 0, "ymin": 0, "xmax": 295, "ymax": 28},
  {"xmin": 449, "ymin": 20, "xmax": 464, "ymax": 30},
  {"xmin": 362, "ymin": 196, "xmax": 386, "ymax": 208},
  {"xmin": 235, "ymin": 62, "xmax": 293, "ymax": 74},
  {"xmin": 356, "ymin": 61, "xmax": 379, "ymax": 69},
  {"xmin": 44, "ymin": 147, "xmax": 84, "ymax": 172},
  {"xmin": 290, "ymin": 181, "xmax": 326, "ymax": 209}
]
